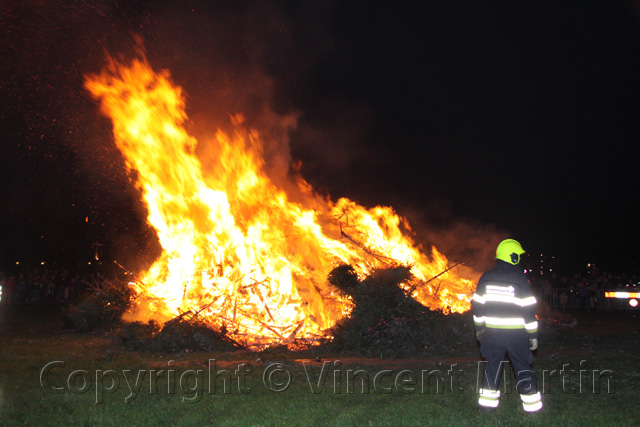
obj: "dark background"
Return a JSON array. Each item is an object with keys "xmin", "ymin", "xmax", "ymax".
[{"xmin": 1, "ymin": 1, "xmax": 639, "ymax": 275}]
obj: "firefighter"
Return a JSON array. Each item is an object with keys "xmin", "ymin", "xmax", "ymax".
[{"xmin": 472, "ymin": 239, "xmax": 543, "ymax": 413}]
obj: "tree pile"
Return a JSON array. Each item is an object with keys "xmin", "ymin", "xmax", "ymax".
[
  {"xmin": 64, "ymin": 276, "xmax": 136, "ymax": 332},
  {"xmin": 115, "ymin": 317, "xmax": 240, "ymax": 353},
  {"xmin": 65, "ymin": 276, "xmax": 241, "ymax": 353},
  {"xmin": 327, "ymin": 265, "xmax": 473, "ymax": 357}
]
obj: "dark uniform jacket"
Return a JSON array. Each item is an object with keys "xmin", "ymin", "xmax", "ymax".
[{"xmin": 472, "ymin": 260, "xmax": 538, "ymax": 338}]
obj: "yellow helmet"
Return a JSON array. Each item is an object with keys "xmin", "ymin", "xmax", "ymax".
[{"xmin": 496, "ymin": 239, "xmax": 525, "ymax": 265}]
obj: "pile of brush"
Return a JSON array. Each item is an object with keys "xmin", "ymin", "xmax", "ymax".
[
  {"xmin": 65, "ymin": 276, "xmax": 240, "ymax": 353},
  {"xmin": 64, "ymin": 276, "xmax": 136, "ymax": 333},
  {"xmin": 116, "ymin": 315, "xmax": 240, "ymax": 353},
  {"xmin": 327, "ymin": 265, "xmax": 473, "ymax": 357}
]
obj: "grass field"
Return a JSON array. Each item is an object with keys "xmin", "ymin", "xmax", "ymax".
[{"xmin": 0, "ymin": 305, "xmax": 638, "ymax": 426}]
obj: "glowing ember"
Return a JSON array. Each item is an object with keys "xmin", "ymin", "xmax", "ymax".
[{"xmin": 85, "ymin": 55, "xmax": 475, "ymax": 349}]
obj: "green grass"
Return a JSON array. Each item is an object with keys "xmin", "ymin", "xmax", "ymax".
[{"xmin": 1, "ymin": 305, "xmax": 639, "ymax": 426}]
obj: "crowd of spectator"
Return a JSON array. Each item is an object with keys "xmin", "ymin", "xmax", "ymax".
[
  {"xmin": 530, "ymin": 267, "xmax": 640, "ymax": 310},
  {"xmin": 0, "ymin": 268, "xmax": 100, "ymax": 305}
]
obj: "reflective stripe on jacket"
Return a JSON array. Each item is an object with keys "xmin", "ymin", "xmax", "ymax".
[{"xmin": 472, "ymin": 260, "xmax": 538, "ymax": 338}]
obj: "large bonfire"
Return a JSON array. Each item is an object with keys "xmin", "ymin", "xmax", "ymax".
[{"xmin": 85, "ymin": 55, "xmax": 476, "ymax": 349}]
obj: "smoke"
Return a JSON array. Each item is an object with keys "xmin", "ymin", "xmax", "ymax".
[
  {"xmin": 392, "ymin": 198, "xmax": 510, "ymax": 279},
  {"xmin": 290, "ymin": 97, "xmax": 376, "ymax": 191},
  {"xmin": 421, "ymin": 220, "xmax": 508, "ymax": 273}
]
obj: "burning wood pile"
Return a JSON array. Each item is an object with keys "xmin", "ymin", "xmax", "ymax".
[
  {"xmin": 75, "ymin": 53, "xmax": 477, "ymax": 352},
  {"xmin": 67, "ymin": 264, "xmax": 471, "ymax": 356}
]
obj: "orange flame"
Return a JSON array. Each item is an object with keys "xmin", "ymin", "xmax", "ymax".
[{"xmin": 85, "ymin": 56, "xmax": 475, "ymax": 349}]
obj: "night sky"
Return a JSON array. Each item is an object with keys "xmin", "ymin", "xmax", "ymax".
[{"xmin": 1, "ymin": 1, "xmax": 639, "ymax": 274}]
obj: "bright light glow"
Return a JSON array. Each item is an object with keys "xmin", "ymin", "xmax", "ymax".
[
  {"xmin": 629, "ymin": 299, "xmax": 638, "ymax": 308},
  {"xmin": 40, "ymin": 262, "xmax": 45, "ymax": 265},
  {"xmin": 605, "ymin": 292, "xmax": 640, "ymax": 299}
]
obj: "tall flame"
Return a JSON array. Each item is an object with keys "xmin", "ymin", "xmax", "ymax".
[{"xmin": 85, "ymin": 56, "xmax": 475, "ymax": 349}]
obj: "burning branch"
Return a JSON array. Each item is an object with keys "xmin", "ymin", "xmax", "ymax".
[
  {"xmin": 407, "ymin": 262, "xmax": 464, "ymax": 296},
  {"xmin": 113, "ymin": 260, "xmax": 146, "ymax": 285},
  {"xmin": 340, "ymin": 228, "xmax": 398, "ymax": 267},
  {"xmin": 253, "ymin": 286, "xmax": 276, "ymax": 324}
]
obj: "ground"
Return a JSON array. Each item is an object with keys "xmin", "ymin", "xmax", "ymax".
[{"xmin": 0, "ymin": 304, "xmax": 639, "ymax": 426}]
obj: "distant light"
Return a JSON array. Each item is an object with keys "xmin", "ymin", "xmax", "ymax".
[
  {"xmin": 40, "ymin": 262, "xmax": 45, "ymax": 265},
  {"xmin": 605, "ymin": 292, "xmax": 640, "ymax": 299},
  {"xmin": 15, "ymin": 262, "xmax": 19, "ymax": 265},
  {"xmin": 88, "ymin": 262, "xmax": 92, "ymax": 265},
  {"xmin": 630, "ymin": 299, "xmax": 638, "ymax": 308}
]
